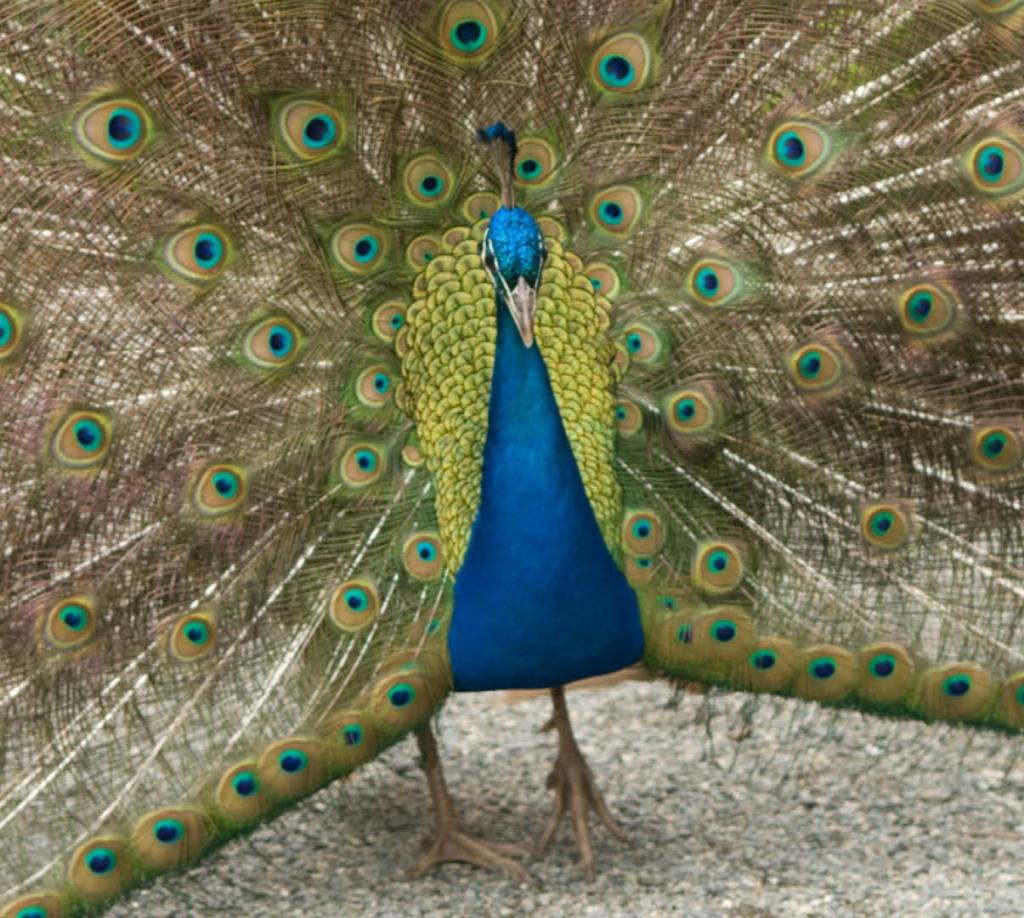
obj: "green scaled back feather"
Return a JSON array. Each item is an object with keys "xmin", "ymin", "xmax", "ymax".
[{"xmin": 1, "ymin": 0, "xmax": 1024, "ymax": 914}]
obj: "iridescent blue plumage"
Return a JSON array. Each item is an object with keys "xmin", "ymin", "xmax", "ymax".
[{"xmin": 447, "ymin": 205, "xmax": 644, "ymax": 691}]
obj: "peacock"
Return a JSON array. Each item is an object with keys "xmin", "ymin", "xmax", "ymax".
[{"xmin": 2, "ymin": 0, "xmax": 1024, "ymax": 914}]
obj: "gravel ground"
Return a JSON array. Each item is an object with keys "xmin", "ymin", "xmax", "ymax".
[{"xmin": 108, "ymin": 681, "xmax": 1023, "ymax": 917}]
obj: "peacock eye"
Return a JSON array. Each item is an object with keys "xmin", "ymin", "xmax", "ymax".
[
  {"xmin": 439, "ymin": 0, "xmax": 500, "ymax": 62},
  {"xmin": 275, "ymin": 99, "xmax": 345, "ymax": 161},
  {"xmin": 329, "ymin": 579, "xmax": 380, "ymax": 631},
  {"xmin": 41, "ymin": 595, "xmax": 99, "ymax": 651},
  {"xmin": 513, "ymin": 138, "xmax": 559, "ymax": 187},
  {"xmin": 72, "ymin": 97, "xmax": 154, "ymax": 164},
  {"xmin": 192, "ymin": 463, "xmax": 248, "ymax": 517},
  {"xmin": 683, "ymin": 256, "xmax": 746, "ymax": 308},
  {"xmin": 402, "ymin": 153, "xmax": 454, "ymax": 207},
  {"xmin": 961, "ymin": 131, "xmax": 1024, "ymax": 199},
  {"xmin": 766, "ymin": 119, "xmax": 835, "ymax": 180},
  {"xmin": 588, "ymin": 185, "xmax": 643, "ymax": 236},
  {"xmin": 50, "ymin": 408, "xmax": 114, "ymax": 470},
  {"xmin": 162, "ymin": 223, "xmax": 233, "ymax": 285},
  {"xmin": 590, "ymin": 32, "xmax": 654, "ymax": 94},
  {"xmin": 897, "ymin": 281, "xmax": 959, "ymax": 339},
  {"xmin": 402, "ymin": 532, "xmax": 444, "ymax": 580},
  {"xmin": 371, "ymin": 301, "xmax": 407, "ymax": 343},
  {"xmin": 330, "ymin": 223, "xmax": 390, "ymax": 274},
  {"xmin": 242, "ymin": 315, "xmax": 302, "ymax": 371},
  {"xmin": 167, "ymin": 611, "xmax": 217, "ymax": 662}
]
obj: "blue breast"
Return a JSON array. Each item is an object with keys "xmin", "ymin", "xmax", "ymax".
[{"xmin": 447, "ymin": 299, "xmax": 644, "ymax": 691}]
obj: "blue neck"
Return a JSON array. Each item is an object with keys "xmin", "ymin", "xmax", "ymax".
[{"xmin": 447, "ymin": 295, "xmax": 644, "ymax": 691}]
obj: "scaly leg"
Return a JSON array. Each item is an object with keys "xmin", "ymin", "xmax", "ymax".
[
  {"xmin": 535, "ymin": 686, "xmax": 630, "ymax": 880},
  {"xmin": 410, "ymin": 721, "xmax": 531, "ymax": 882}
]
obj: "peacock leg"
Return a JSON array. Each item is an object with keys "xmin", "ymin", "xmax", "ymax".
[
  {"xmin": 409, "ymin": 721, "xmax": 531, "ymax": 882},
  {"xmin": 535, "ymin": 686, "xmax": 630, "ymax": 880}
]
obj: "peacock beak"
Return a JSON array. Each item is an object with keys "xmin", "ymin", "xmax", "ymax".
[{"xmin": 509, "ymin": 276, "xmax": 536, "ymax": 348}]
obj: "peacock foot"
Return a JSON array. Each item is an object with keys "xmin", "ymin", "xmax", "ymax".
[
  {"xmin": 412, "ymin": 722, "xmax": 531, "ymax": 883},
  {"xmin": 535, "ymin": 686, "xmax": 630, "ymax": 880},
  {"xmin": 410, "ymin": 821, "xmax": 531, "ymax": 882}
]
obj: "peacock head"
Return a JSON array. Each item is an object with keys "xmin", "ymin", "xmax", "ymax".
[
  {"xmin": 477, "ymin": 122, "xmax": 545, "ymax": 348},
  {"xmin": 480, "ymin": 207, "xmax": 545, "ymax": 348}
]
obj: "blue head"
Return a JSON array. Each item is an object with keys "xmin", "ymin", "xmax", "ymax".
[
  {"xmin": 477, "ymin": 122, "xmax": 546, "ymax": 347},
  {"xmin": 481, "ymin": 207, "xmax": 545, "ymax": 346}
]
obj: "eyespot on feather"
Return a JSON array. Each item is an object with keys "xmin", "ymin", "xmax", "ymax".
[
  {"xmin": 130, "ymin": 807, "xmax": 206, "ymax": 872},
  {"xmin": 513, "ymin": 137, "xmax": 559, "ymax": 187},
  {"xmin": 50, "ymin": 409, "xmax": 112, "ymax": 470},
  {"xmin": 363, "ymin": 658, "xmax": 448, "ymax": 734},
  {"xmin": 683, "ymin": 257, "xmax": 745, "ymax": 308},
  {"xmin": 766, "ymin": 119, "xmax": 835, "ymax": 180},
  {"xmin": 0, "ymin": 892, "xmax": 67, "ymax": 918},
  {"xmin": 162, "ymin": 224, "xmax": 232, "ymax": 284},
  {"xmin": 584, "ymin": 262, "xmax": 623, "ymax": 301},
  {"xmin": 460, "ymin": 191, "xmax": 500, "ymax": 222},
  {"xmin": 647, "ymin": 607, "xmax": 755, "ymax": 672},
  {"xmin": 274, "ymin": 98, "xmax": 345, "ymax": 160},
  {"xmin": 338, "ymin": 442, "xmax": 387, "ymax": 489},
  {"xmin": 402, "ymin": 532, "xmax": 445, "ymax": 580},
  {"xmin": 614, "ymin": 399, "xmax": 643, "ymax": 438},
  {"xmin": 663, "ymin": 382, "xmax": 723, "ymax": 439},
  {"xmin": 214, "ymin": 761, "xmax": 271, "ymax": 824},
  {"xmin": 590, "ymin": 32, "xmax": 654, "ymax": 94},
  {"xmin": 67, "ymin": 836, "xmax": 132, "ymax": 900},
  {"xmin": 625, "ymin": 554, "xmax": 656, "ymax": 585},
  {"xmin": 918, "ymin": 663, "xmax": 995, "ymax": 722},
  {"xmin": 403, "ymin": 154, "xmax": 455, "ymax": 207},
  {"xmin": 691, "ymin": 541, "xmax": 745, "ymax": 595},
  {"xmin": 242, "ymin": 315, "xmax": 302, "ymax": 371},
  {"xmin": 192, "ymin": 463, "xmax": 248, "ymax": 517},
  {"xmin": 401, "ymin": 435, "xmax": 425, "ymax": 467},
  {"xmin": 371, "ymin": 300, "xmax": 407, "ymax": 343},
  {"xmin": 860, "ymin": 501, "xmax": 913, "ymax": 551},
  {"xmin": 620, "ymin": 323, "xmax": 662, "ymax": 364},
  {"xmin": 406, "ymin": 234, "xmax": 442, "ymax": 271},
  {"xmin": 166, "ymin": 610, "xmax": 217, "ymax": 663},
  {"xmin": 330, "ymin": 223, "xmax": 390, "ymax": 274},
  {"xmin": 39, "ymin": 594, "xmax": 98, "ymax": 652},
  {"xmin": 354, "ymin": 366, "xmax": 394, "ymax": 408},
  {"xmin": 896, "ymin": 281, "xmax": 960, "ymax": 340},
  {"xmin": 856, "ymin": 642, "xmax": 915, "ymax": 706},
  {"xmin": 996, "ymin": 672, "xmax": 1024, "ymax": 729},
  {"xmin": 0, "ymin": 300, "xmax": 28, "ymax": 364},
  {"xmin": 793, "ymin": 645, "xmax": 857, "ymax": 703},
  {"xmin": 319, "ymin": 709, "xmax": 380, "ymax": 772},
  {"xmin": 588, "ymin": 185, "xmax": 642, "ymax": 236},
  {"xmin": 622, "ymin": 509, "xmax": 664, "ymax": 556},
  {"xmin": 329, "ymin": 579, "xmax": 380, "ymax": 632},
  {"xmin": 959, "ymin": 130, "xmax": 1024, "ymax": 199},
  {"xmin": 256, "ymin": 737, "xmax": 330, "ymax": 800},
  {"xmin": 438, "ymin": 0, "xmax": 501, "ymax": 62},
  {"xmin": 72, "ymin": 96, "xmax": 154, "ymax": 164},
  {"xmin": 786, "ymin": 337, "xmax": 850, "ymax": 397},
  {"xmin": 689, "ymin": 608, "xmax": 756, "ymax": 665},
  {"xmin": 537, "ymin": 215, "xmax": 568, "ymax": 244},
  {"xmin": 736, "ymin": 637, "xmax": 797, "ymax": 693},
  {"xmin": 970, "ymin": 421, "xmax": 1023, "ymax": 473}
]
